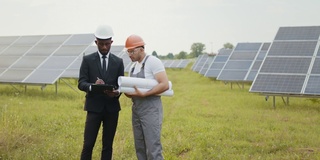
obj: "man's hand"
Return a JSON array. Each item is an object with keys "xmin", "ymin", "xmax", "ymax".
[
  {"xmin": 104, "ymin": 89, "xmax": 120, "ymax": 97},
  {"xmin": 125, "ymin": 86, "xmax": 146, "ymax": 97},
  {"xmin": 96, "ymin": 77, "xmax": 105, "ymax": 84}
]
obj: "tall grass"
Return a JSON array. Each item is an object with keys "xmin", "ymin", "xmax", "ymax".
[{"xmin": 0, "ymin": 64, "xmax": 319, "ymax": 160}]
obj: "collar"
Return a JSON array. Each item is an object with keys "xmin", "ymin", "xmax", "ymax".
[{"xmin": 98, "ymin": 51, "xmax": 110, "ymax": 59}]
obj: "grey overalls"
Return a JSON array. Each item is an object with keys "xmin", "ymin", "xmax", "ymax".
[{"xmin": 130, "ymin": 56, "xmax": 164, "ymax": 160}]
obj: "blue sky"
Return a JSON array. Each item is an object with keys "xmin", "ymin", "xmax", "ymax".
[{"xmin": 0, "ymin": 0, "xmax": 319, "ymax": 55}]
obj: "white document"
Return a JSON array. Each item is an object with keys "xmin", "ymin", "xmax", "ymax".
[
  {"xmin": 118, "ymin": 76, "xmax": 172, "ymax": 90},
  {"xmin": 118, "ymin": 76, "xmax": 174, "ymax": 96},
  {"xmin": 119, "ymin": 87, "xmax": 174, "ymax": 96}
]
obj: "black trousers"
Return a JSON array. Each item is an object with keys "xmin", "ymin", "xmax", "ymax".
[{"xmin": 80, "ymin": 109, "xmax": 119, "ymax": 160}]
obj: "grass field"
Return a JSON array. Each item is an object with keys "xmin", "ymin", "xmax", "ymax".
[{"xmin": 0, "ymin": 64, "xmax": 320, "ymax": 160}]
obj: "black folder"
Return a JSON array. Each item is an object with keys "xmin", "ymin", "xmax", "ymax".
[{"xmin": 91, "ymin": 84, "xmax": 114, "ymax": 94}]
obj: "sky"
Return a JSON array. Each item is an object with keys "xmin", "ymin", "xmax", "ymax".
[{"xmin": 0, "ymin": 0, "xmax": 319, "ymax": 55}]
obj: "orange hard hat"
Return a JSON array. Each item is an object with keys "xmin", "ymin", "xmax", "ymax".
[{"xmin": 125, "ymin": 34, "xmax": 145, "ymax": 49}]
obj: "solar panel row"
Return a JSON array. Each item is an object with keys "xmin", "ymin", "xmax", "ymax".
[
  {"xmin": 0, "ymin": 34, "xmax": 190, "ymax": 86},
  {"xmin": 193, "ymin": 26, "xmax": 320, "ymax": 98},
  {"xmin": 163, "ymin": 59, "xmax": 190, "ymax": 69},
  {"xmin": 0, "ymin": 34, "xmax": 95, "ymax": 84}
]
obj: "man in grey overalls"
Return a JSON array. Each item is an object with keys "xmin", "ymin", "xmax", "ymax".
[{"xmin": 124, "ymin": 34, "xmax": 170, "ymax": 160}]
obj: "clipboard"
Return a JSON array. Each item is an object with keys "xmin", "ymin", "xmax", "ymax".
[{"xmin": 91, "ymin": 84, "xmax": 115, "ymax": 94}]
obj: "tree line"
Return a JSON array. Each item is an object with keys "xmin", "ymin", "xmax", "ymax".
[{"xmin": 152, "ymin": 42, "xmax": 234, "ymax": 59}]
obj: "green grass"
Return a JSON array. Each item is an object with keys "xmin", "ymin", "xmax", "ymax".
[{"xmin": 1, "ymin": 65, "xmax": 320, "ymax": 160}]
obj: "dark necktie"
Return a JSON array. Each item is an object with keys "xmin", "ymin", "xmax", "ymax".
[{"xmin": 102, "ymin": 55, "xmax": 106, "ymax": 76}]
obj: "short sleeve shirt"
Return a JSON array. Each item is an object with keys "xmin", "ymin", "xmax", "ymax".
[{"xmin": 130, "ymin": 55, "xmax": 165, "ymax": 80}]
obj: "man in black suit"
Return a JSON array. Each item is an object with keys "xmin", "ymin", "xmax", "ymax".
[{"xmin": 78, "ymin": 25, "xmax": 124, "ymax": 160}]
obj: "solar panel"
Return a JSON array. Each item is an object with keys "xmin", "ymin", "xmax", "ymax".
[
  {"xmin": 204, "ymin": 49, "xmax": 232, "ymax": 78},
  {"xmin": 217, "ymin": 43, "xmax": 269, "ymax": 82},
  {"xmin": 193, "ymin": 54, "xmax": 209, "ymax": 72},
  {"xmin": 169, "ymin": 60, "xmax": 176, "ymax": 68},
  {"xmin": 0, "ymin": 45, "xmax": 10, "ymax": 53},
  {"xmin": 61, "ymin": 45, "xmax": 127, "ymax": 78},
  {"xmin": 311, "ymin": 57, "xmax": 320, "ymax": 74},
  {"xmin": 37, "ymin": 35, "xmax": 70, "ymax": 45},
  {"xmin": 0, "ymin": 36, "xmax": 19, "ymax": 45},
  {"xmin": 191, "ymin": 54, "xmax": 203, "ymax": 71},
  {"xmin": 246, "ymin": 43, "xmax": 270, "ymax": 81},
  {"xmin": 24, "ymin": 69, "xmax": 64, "ymax": 84},
  {"xmin": 63, "ymin": 34, "xmax": 95, "ymax": 45},
  {"xmin": 164, "ymin": 60, "xmax": 174, "ymax": 68},
  {"xmin": 111, "ymin": 46, "xmax": 133, "ymax": 73},
  {"xmin": 170, "ymin": 60, "xmax": 182, "ymax": 68},
  {"xmin": 268, "ymin": 41, "xmax": 316, "ymax": 56},
  {"xmin": 1, "ymin": 45, "xmax": 33, "ymax": 56},
  {"xmin": 164, "ymin": 59, "xmax": 190, "ymax": 69},
  {"xmin": 162, "ymin": 60, "xmax": 168, "ymax": 67},
  {"xmin": 304, "ymin": 76, "xmax": 320, "ymax": 94},
  {"xmin": 0, "ymin": 34, "xmax": 95, "ymax": 84},
  {"xmin": 177, "ymin": 59, "xmax": 190, "ymax": 68},
  {"xmin": 83, "ymin": 46, "xmax": 97, "ymax": 55},
  {"xmin": 10, "ymin": 56, "xmax": 47, "ymax": 69},
  {"xmin": 61, "ymin": 56, "xmax": 83, "ymax": 78},
  {"xmin": 53, "ymin": 45, "xmax": 88, "ymax": 56},
  {"xmin": 0, "ymin": 69, "xmax": 5, "ymax": 75},
  {"xmin": 199, "ymin": 56, "xmax": 214, "ymax": 75},
  {"xmin": 260, "ymin": 57, "xmax": 311, "ymax": 73},
  {"xmin": 250, "ymin": 26, "xmax": 320, "ymax": 96},
  {"xmin": 110, "ymin": 46, "xmax": 125, "ymax": 56},
  {"xmin": 0, "ymin": 56, "xmax": 20, "ymax": 69},
  {"xmin": 41, "ymin": 56, "xmax": 76, "ymax": 69},
  {"xmin": 0, "ymin": 69, "xmax": 34, "ymax": 83},
  {"xmin": 14, "ymin": 35, "xmax": 44, "ymax": 45},
  {"xmin": 274, "ymin": 26, "xmax": 320, "ymax": 40},
  {"xmin": 25, "ymin": 45, "xmax": 61, "ymax": 56}
]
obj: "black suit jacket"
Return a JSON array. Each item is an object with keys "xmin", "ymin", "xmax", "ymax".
[{"xmin": 78, "ymin": 52, "xmax": 124, "ymax": 113}]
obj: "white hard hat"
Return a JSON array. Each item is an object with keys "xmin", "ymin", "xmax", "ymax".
[{"xmin": 94, "ymin": 25, "xmax": 114, "ymax": 39}]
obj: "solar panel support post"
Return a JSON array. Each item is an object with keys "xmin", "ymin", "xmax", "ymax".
[
  {"xmin": 265, "ymin": 95, "xmax": 277, "ymax": 108},
  {"xmin": 270, "ymin": 96, "xmax": 290, "ymax": 108},
  {"xmin": 238, "ymin": 83, "xmax": 244, "ymax": 89},
  {"xmin": 41, "ymin": 84, "xmax": 47, "ymax": 91},
  {"xmin": 281, "ymin": 96, "xmax": 289, "ymax": 106},
  {"xmin": 230, "ymin": 82, "xmax": 244, "ymax": 90},
  {"xmin": 273, "ymin": 96, "xmax": 275, "ymax": 108},
  {"xmin": 9, "ymin": 84, "xmax": 21, "ymax": 93},
  {"xmin": 59, "ymin": 78, "xmax": 79, "ymax": 94},
  {"xmin": 55, "ymin": 81, "xmax": 58, "ymax": 95}
]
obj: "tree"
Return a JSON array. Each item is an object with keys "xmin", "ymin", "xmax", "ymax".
[
  {"xmin": 176, "ymin": 51, "xmax": 187, "ymax": 59},
  {"xmin": 223, "ymin": 42, "xmax": 234, "ymax": 49},
  {"xmin": 152, "ymin": 51, "xmax": 158, "ymax": 58},
  {"xmin": 167, "ymin": 53, "xmax": 174, "ymax": 59},
  {"xmin": 190, "ymin": 43, "xmax": 206, "ymax": 58}
]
